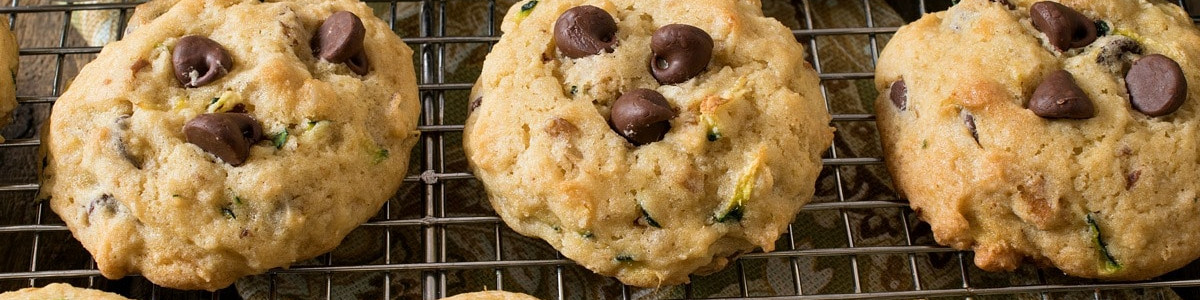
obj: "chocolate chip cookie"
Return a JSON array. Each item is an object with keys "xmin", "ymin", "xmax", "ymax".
[
  {"xmin": 464, "ymin": 0, "xmax": 833, "ymax": 287},
  {"xmin": 876, "ymin": 0, "xmax": 1200, "ymax": 280},
  {"xmin": 0, "ymin": 283, "xmax": 130, "ymax": 300},
  {"xmin": 0, "ymin": 20, "xmax": 17, "ymax": 142},
  {"xmin": 39, "ymin": 0, "xmax": 419, "ymax": 290}
]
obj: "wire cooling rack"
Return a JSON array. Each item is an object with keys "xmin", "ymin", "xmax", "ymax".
[{"xmin": 2, "ymin": 0, "xmax": 1200, "ymax": 299}]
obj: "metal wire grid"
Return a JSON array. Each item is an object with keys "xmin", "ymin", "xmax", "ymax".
[{"xmin": 0, "ymin": 0, "xmax": 1198, "ymax": 299}]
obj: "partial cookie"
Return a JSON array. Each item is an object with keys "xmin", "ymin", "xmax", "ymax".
[
  {"xmin": 441, "ymin": 291, "xmax": 539, "ymax": 300},
  {"xmin": 876, "ymin": 0, "xmax": 1200, "ymax": 280},
  {"xmin": 40, "ymin": 0, "xmax": 419, "ymax": 290},
  {"xmin": 465, "ymin": 0, "xmax": 833, "ymax": 287},
  {"xmin": 0, "ymin": 19, "xmax": 17, "ymax": 142},
  {"xmin": 0, "ymin": 283, "xmax": 130, "ymax": 300}
]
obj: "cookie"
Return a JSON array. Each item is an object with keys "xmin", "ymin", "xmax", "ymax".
[
  {"xmin": 441, "ymin": 291, "xmax": 539, "ymax": 300},
  {"xmin": 464, "ymin": 0, "xmax": 833, "ymax": 287},
  {"xmin": 39, "ymin": 0, "xmax": 419, "ymax": 290},
  {"xmin": 876, "ymin": 0, "xmax": 1200, "ymax": 280},
  {"xmin": 0, "ymin": 19, "xmax": 17, "ymax": 142},
  {"xmin": 0, "ymin": 283, "xmax": 130, "ymax": 300}
]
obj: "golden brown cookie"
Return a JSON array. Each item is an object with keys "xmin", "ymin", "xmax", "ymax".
[
  {"xmin": 465, "ymin": 0, "xmax": 833, "ymax": 287},
  {"xmin": 40, "ymin": 0, "xmax": 419, "ymax": 290},
  {"xmin": 877, "ymin": 0, "xmax": 1200, "ymax": 280}
]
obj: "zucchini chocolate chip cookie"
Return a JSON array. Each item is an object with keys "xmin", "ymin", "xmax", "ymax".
[
  {"xmin": 876, "ymin": 0, "xmax": 1200, "ymax": 280},
  {"xmin": 39, "ymin": 0, "xmax": 419, "ymax": 290},
  {"xmin": 464, "ymin": 0, "xmax": 833, "ymax": 287}
]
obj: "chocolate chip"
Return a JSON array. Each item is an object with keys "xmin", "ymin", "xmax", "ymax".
[
  {"xmin": 610, "ymin": 88, "xmax": 675, "ymax": 145},
  {"xmin": 890, "ymin": 80, "xmax": 908, "ymax": 111},
  {"xmin": 992, "ymin": 0, "xmax": 1015, "ymax": 9},
  {"xmin": 553, "ymin": 6, "xmax": 618, "ymax": 59},
  {"xmin": 117, "ymin": 140, "xmax": 141, "ymax": 169},
  {"xmin": 314, "ymin": 11, "xmax": 369, "ymax": 75},
  {"xmin": 227, "ymin": 103, "xmax": 247, "ymax": 114},
  {"xmin": 469, "ymin": 97, "xmax": 482, "ymax": 113},
  {"xmin": 1030, "ymin": 1, "xmax": 1097, "ymax": 51},
  {"xmin": 314, "ymin": 11, "xmax": 366, "ymax": 62},
  {"xmin": 184, "ymin": 113, "xmax": 264, "ymax": 166},
  {"xmin": 87, "ymin": 194, "xmax": 116, "ymax": 215},
  {"xmin": 1127, "ymin": 54, "xmax": 1187, "ymax": 117},
  {"xmin": 345, "ymin": 50, "xmax": 369, "ymax": 76},
  {"xmin": 635, "ymin": 203, "xmax": 660, "ymax": 228},
  {"xmin": 1126, "ymin": 170, "xmax": 1141, "ymax": 190},
  {"xmin": 650, "ymin": 24, "xmax": 714, "ymax": 85},
  {"xmin": 115, "ymin": 116, "xmax": 143, "ymax": 169},
  {"xmin": 172, "ymin": 35, "xmax": 232, "ymax": 88},
  {"xmin": 963, "ymin": 112, "xmax": 979, "ymax": 143},
  {"xmin": 1029, "ymin": 70, "xmax": 1096, "ymax": 119},
  {"xmin": 1095, "ymin": 36, "xmax": 1142, "ymax": 72}
]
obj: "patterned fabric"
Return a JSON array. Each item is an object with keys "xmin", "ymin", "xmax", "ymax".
[
  {"xmin": 58, "ymin": 1, "xmax": 1189, "ymax": 299},
  {"xmin": 55, "ymin": 0, "xmax": 124, "ymax": 46}
]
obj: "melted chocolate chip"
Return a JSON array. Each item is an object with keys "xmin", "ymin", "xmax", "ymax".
[
  {"xmin": 553, "ymin": 6, "xmax": 618, "ymax": 59},
  {"xmin": 117, "ymin": 139, "xmax": 142, "ymax": 169},
  {"xmin": 1125, "ymin": 170, "xmax": 1141, "ymax": 190},
  {"xmin": 184, "ymin": 113, "xmax": 264, "ymax": 166},
  {"xmin": 890, "ymin": 80, "xmax": 908, "ymax": 111},
  {"xmin": 992, "ymin": 0, "xmax": 1015, "ymax": 9},
  {"xmin": 115, "ymin": 116, "xmax": 143, "ymax": 169},
  {"xmin": 650, "ymin": 24, "xmax": 714, "ymax": 85},
  {"xmin": 345, "ymin": 50, "xmax": 369, "ymax": 75},
  {"xmin": 469, "ymin": 97, "xmax": 482, "ymax": 113},
  {"xmin": 610, "ymin": 89, "xmax": 675, "ymax": 145},
  {"xmin": 87, "ymin": 194, "xmax": 116, "ymax": 215},
  {"xmin": 1030, "ymin": 1, "xmax": 1097, "ymax": 51},
  {"xmin": 1127, "ymin": 54, "xmax": 1187, "ymax": 117},
  {"xmin": 314, "ymin": 11, "xmax": 369, "ymax": 75},
  {"xmin": 963, "ymin": 112, "xmax": 979, "ymax": 143},
  {"xmin": 172, "ymin": 36, "xmax": 233, "ymax": 88},
  {"xmin": 1029, "ymin": 70, "xmax": 1096, "ymax": 119},
  {"xmin": 226, "ymin": 104, "xmax": 247, "ymax": 114},
  {"xmin": 1095, "ymin": 36, "xmax": 1143, "ymax": 72}
]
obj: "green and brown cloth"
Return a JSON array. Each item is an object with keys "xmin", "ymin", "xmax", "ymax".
[{"xmin": 60, "ymin": 0, "xmax": 1194, "ymax": 299}]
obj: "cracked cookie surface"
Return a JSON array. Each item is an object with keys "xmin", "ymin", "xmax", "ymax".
[
  {"xmin": 40, "ymin": 0, "xmax": 419, "ymax": 290},
  {"xmin": 464, "ymin": 0, "xmax": 833, "ymax": 287},
  {"xmin": 876, "ymin": 0, "xmax": 1200, "ymax": 280}
]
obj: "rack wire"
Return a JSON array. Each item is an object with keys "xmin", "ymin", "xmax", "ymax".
[{"xmin": 1, "ymin": 0, "xmax": 1199, "ymax": 299}]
